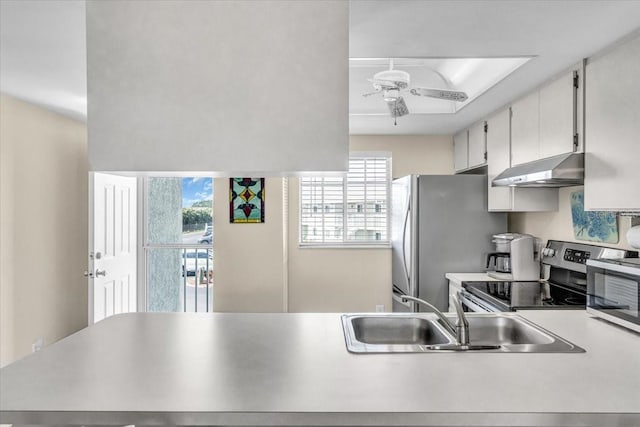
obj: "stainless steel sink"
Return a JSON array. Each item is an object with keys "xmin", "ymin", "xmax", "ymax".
[
  {"xmin": 461, "ymin": 315, "xmax": 555, "ymax": 345},
  {"xmin": 350, "ymin": 316, "xmax": 452, "ymax": 347},
  {"xmin": 341, "ymin": 313, "xmax": 584, "ymax": 353}
]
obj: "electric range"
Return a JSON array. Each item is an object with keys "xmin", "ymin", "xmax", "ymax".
[{"xmin": 459, "ymin": 240, "xmax": 638, "ymax": 312}]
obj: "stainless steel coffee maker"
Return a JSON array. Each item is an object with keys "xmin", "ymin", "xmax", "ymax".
[{"xmin": 487, "ymin": 233, "xmax": 540, "ymax": 281}]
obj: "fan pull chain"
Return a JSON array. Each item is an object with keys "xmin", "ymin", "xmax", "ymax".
[{"xmin": 394, "ymin": 100, "xmax": 398, "ymax": 125}]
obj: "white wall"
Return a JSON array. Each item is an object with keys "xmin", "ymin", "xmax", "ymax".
[
  {"xmin": 212, "ymin": 178, "xmax": 286, "ymax": 312},
  {"xmin": 0, "ymin": 94, "xmax": 88, "ymax": 366},
  {"xmin": 287, "ymin": 179, "xmax": 392, "ymax": 312},
  {"xmin": 350, "ymin": 134, "xmax": 455, "ymax": 178},
  {"xmin": 210, "ymin": 135, "xmax": 454, "ymax": 313},
  {"xmin": 288, "ymin": 135, "xmax": 454, "ymax": 313},
  {"xmin": 510, "ymin": 186, "xmax": 635, "ymax": 250},
  {"xmin": 86, "ymin": 1, "xmax": 348, "ymax": 174}
]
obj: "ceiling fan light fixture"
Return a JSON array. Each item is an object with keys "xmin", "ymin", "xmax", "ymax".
[
  {"xmin": 352, "ymin": 56, "xmax": 533, "ymax": 121},
  {"xmin": 372, "ymin": 69, "xmax": 410, "ymax": 89},
  {"xmin": 383, "ymin": 88, "xmax": 400, "ymax": 102}
]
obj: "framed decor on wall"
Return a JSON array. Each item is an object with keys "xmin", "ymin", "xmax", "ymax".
[
  {"xmin": 570, "ymin": 190, "xmax": 618, "ymax": 243},
  {"xmin": 229, "ymin": 178, "xmax": 265, "ymax": 223}
]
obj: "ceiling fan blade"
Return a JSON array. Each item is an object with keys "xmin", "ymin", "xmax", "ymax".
[
  {"xmin": 386, "ymin": 96, "xmax": 409, "ymax": 118},
  {"xmin": 362, "ymin": 90, "xmax": 380, "ymax": 97},
  {"xmin": 410, "ymin": 88, "xmax": 469, "ymax": 102}
]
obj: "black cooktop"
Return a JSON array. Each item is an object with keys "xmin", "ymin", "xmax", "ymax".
[{"xmin": 462, "ymin": 281, "xmax": 587, "ymax": 311}]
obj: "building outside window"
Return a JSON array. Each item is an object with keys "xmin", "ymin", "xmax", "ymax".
[{"xmin": 300, "ymin": 153, "xmax": 391, "ymax": 246}]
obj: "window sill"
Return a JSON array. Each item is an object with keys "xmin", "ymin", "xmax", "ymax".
[{"xmin": 298, "ymin": 243, "xmax": 391, "ymax": 249}]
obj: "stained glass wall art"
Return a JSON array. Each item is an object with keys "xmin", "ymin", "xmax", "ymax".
[{"xmin": 230, "ymin": 178, "xmax": 265, "ymax": 223}]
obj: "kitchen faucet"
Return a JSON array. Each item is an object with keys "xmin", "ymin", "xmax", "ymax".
[{"xmin": 400, "ymin": 293, "xmax": 469, "ymax": 345}]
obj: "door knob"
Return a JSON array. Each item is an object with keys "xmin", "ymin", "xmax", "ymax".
[{"xmin": 95, "ymin": 269, "xmax": 107, "ymax": 277}]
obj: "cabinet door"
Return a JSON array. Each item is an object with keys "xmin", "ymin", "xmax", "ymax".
[
  {"xmin": 539, "ymin": 70, "xmax": 576, "ymax": 158},
  {"xmin": 453, "ymin": 130, "xmax": 468, "ymax": 172},
  {"xmin": 511, "ymin": 90, "xmax": 539, "ymax": 166},
  {"xmin": 468, "ymin": 121, "xmax": 487, "ymax": 168},
  {"xmin": 585, "ymin": 35, "xmax": 640, "ymax": 211},
  {"xmin": 486, "ymin": 109, "xmax": 512, "ymax": 211}
]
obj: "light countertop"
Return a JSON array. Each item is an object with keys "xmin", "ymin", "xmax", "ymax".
[
  {"xmin": 1, "ymin": 311, "xmax": 639, "ymax": 426},
  {"xmin": 445, "ymin": 272, "xmax": 509, "ymax": 284}
]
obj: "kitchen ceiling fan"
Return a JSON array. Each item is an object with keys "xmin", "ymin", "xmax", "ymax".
[{"xmin": 363, "ymin": 59, "xmax": 469, "ymax": 125}]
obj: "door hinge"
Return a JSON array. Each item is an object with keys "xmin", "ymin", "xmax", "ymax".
[
  {"xmin": 484, "ymin": 151, "xmax": 488, "ymax": 161},
  {"xmin": 573, "ymin": 71, "xmax": 579, "ymax": 89},
  {"xmin": 484, "ymin": 122, "xmax": 488, "ymax": 133},
  {"xmin": 573, "ymin": 133, "xmax": 579, "ymax": 151}
]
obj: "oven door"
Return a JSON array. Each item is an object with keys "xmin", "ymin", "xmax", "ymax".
[
  {"xmin": 587, "ymin": 260, "xmax": 640, "ymax": 333},
  {"xmin": 459, "ymin": 290, "xmax": 502, "ymax": 313}
]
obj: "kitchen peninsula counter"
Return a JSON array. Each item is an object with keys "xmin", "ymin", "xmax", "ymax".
[{"xmin": 1, "ymin": 311, "xmax": 639, "ymax": 426}]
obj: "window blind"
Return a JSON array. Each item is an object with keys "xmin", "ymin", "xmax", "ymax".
[{"xmin": 300, "ymin": 154, "xmax": 391, "ymax": 245}]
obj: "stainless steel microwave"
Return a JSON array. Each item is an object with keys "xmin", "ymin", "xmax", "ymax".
[{"xmin": 587, "ymin": 258, "xmax": 640, "ymax": 333}]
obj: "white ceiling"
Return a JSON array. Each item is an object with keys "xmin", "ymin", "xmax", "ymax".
[
  {"xmin": 1, "ymin": 1, "xmax": 640, "ymax": 134},
  {"xmin": 0, "ymin": 0, "xmax": 86, "ymax": 121},
  {"xmin": 349, "ymin": 1, "xmax": 640, "ymax": 134}
]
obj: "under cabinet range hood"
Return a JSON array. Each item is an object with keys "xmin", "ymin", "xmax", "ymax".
[{"xmin": 492, "ymin": 152, "xmax": 584, "ymax": 187}]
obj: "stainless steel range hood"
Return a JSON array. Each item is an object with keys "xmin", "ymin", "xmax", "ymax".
[{"xmin": 492, "ymin": 152, "xmax": 584, "ymax": 187}]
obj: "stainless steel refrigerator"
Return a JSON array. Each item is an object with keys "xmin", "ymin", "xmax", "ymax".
[{"xmin": 391, "ymin": 175, "xmax": 507, "ymax": 312}]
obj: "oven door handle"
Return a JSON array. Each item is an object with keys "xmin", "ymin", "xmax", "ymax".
[{"xmin": 459, "ymin": 291, "xmax": 500, "ymax": 313}]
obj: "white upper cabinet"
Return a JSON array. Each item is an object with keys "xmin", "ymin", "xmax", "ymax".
[
  {"xmin": 454, "ymin": 122, "xmax": 486, "ymax": 172},
  {"xmin": 511, "ymin": 90, "xmax": 540, "ymax": 166},
  {"xmin": 584, "ymin": 34, "xmax": 640, "ymax": 211},
  {"xmin": 539, "ymin": 70, "xmax": 581, "ymax": 158},
  {"xmin": 511, "ymin": 65, "xmax": 583, "ymax": 166},
  {"xmin": 486, "ymin": 108, "xmax": 558, "ymax": 212},
  {"xmin": 453, "ymin": 130, "xmax": 469, "ymax": 172},
  {"xmin": 468, "ymin": 121, "xmax": 487, "ymax": 169},
  {"xmin": 486, "ymin": 109, "xmax": 513, "ymax": 211}
]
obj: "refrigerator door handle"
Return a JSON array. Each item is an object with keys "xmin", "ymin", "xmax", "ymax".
[{"xmin": 401, "ymin": 197, "xmax": 411, "ymax": 289}]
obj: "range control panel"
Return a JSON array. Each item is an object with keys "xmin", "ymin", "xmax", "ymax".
[
  {"xmin": 542, "ymin": 240, "xmax": 638, "ymax": 274},
  {"xmin": 563, "ymin": 249, "xmax": 591, "ymax": 264}
]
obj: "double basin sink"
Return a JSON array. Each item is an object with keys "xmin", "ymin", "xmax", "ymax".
[{"xmin": 342, "ymin": 313, "xmax": 584, "ymax": 353}]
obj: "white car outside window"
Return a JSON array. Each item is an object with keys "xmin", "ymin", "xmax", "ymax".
[{"xmin": 182, "ymin": 249, "xmax": 213, "ymax": 276}]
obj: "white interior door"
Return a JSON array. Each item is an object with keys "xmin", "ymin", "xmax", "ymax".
[{"xmin": 89, "ymin": 172, "xmax": 137, "ymax": 324}]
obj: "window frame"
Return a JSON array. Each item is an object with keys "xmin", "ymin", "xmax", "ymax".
[
  {"xmin": 141, "ymin": 175, "xmax": 214, "ymax": 313},
  {"xmin": 298, "ymin": 152, "xmax": 392, "ymax": 248}
]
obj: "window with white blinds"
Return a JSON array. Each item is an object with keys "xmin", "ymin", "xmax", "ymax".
[{"xmin": 300, "ymin": 153, "xmax": 391, "ymax": 246}]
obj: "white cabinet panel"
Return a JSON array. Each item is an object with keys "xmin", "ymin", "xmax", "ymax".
[
  {"xmin": 486, "ymin": 109, "xmax": 512, "ymax": 211},
  {"xmin": 453, "ymin": 130, "xmax": 468, "ymax": 172},
  {"xmin": 468, "ymin": 121, "xmax": 487, "ymax": 169},
  {"xmin": 511, "ymin": 91, "xmax": 540, "ymax": 166},
  {"xmin": 486, "ymin": 108, "xmax": 558, "ymax": 212},
  {"xmin": 585, "ymin": 35, "xmax": 640, "ymax": 211},
  {"xmin": 454, "ymin": 123, "xmax": 486, "ymax": 172},
  {"xmin": 540, "ymin": 70, "xmax": 577, "ymax": 158}
]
